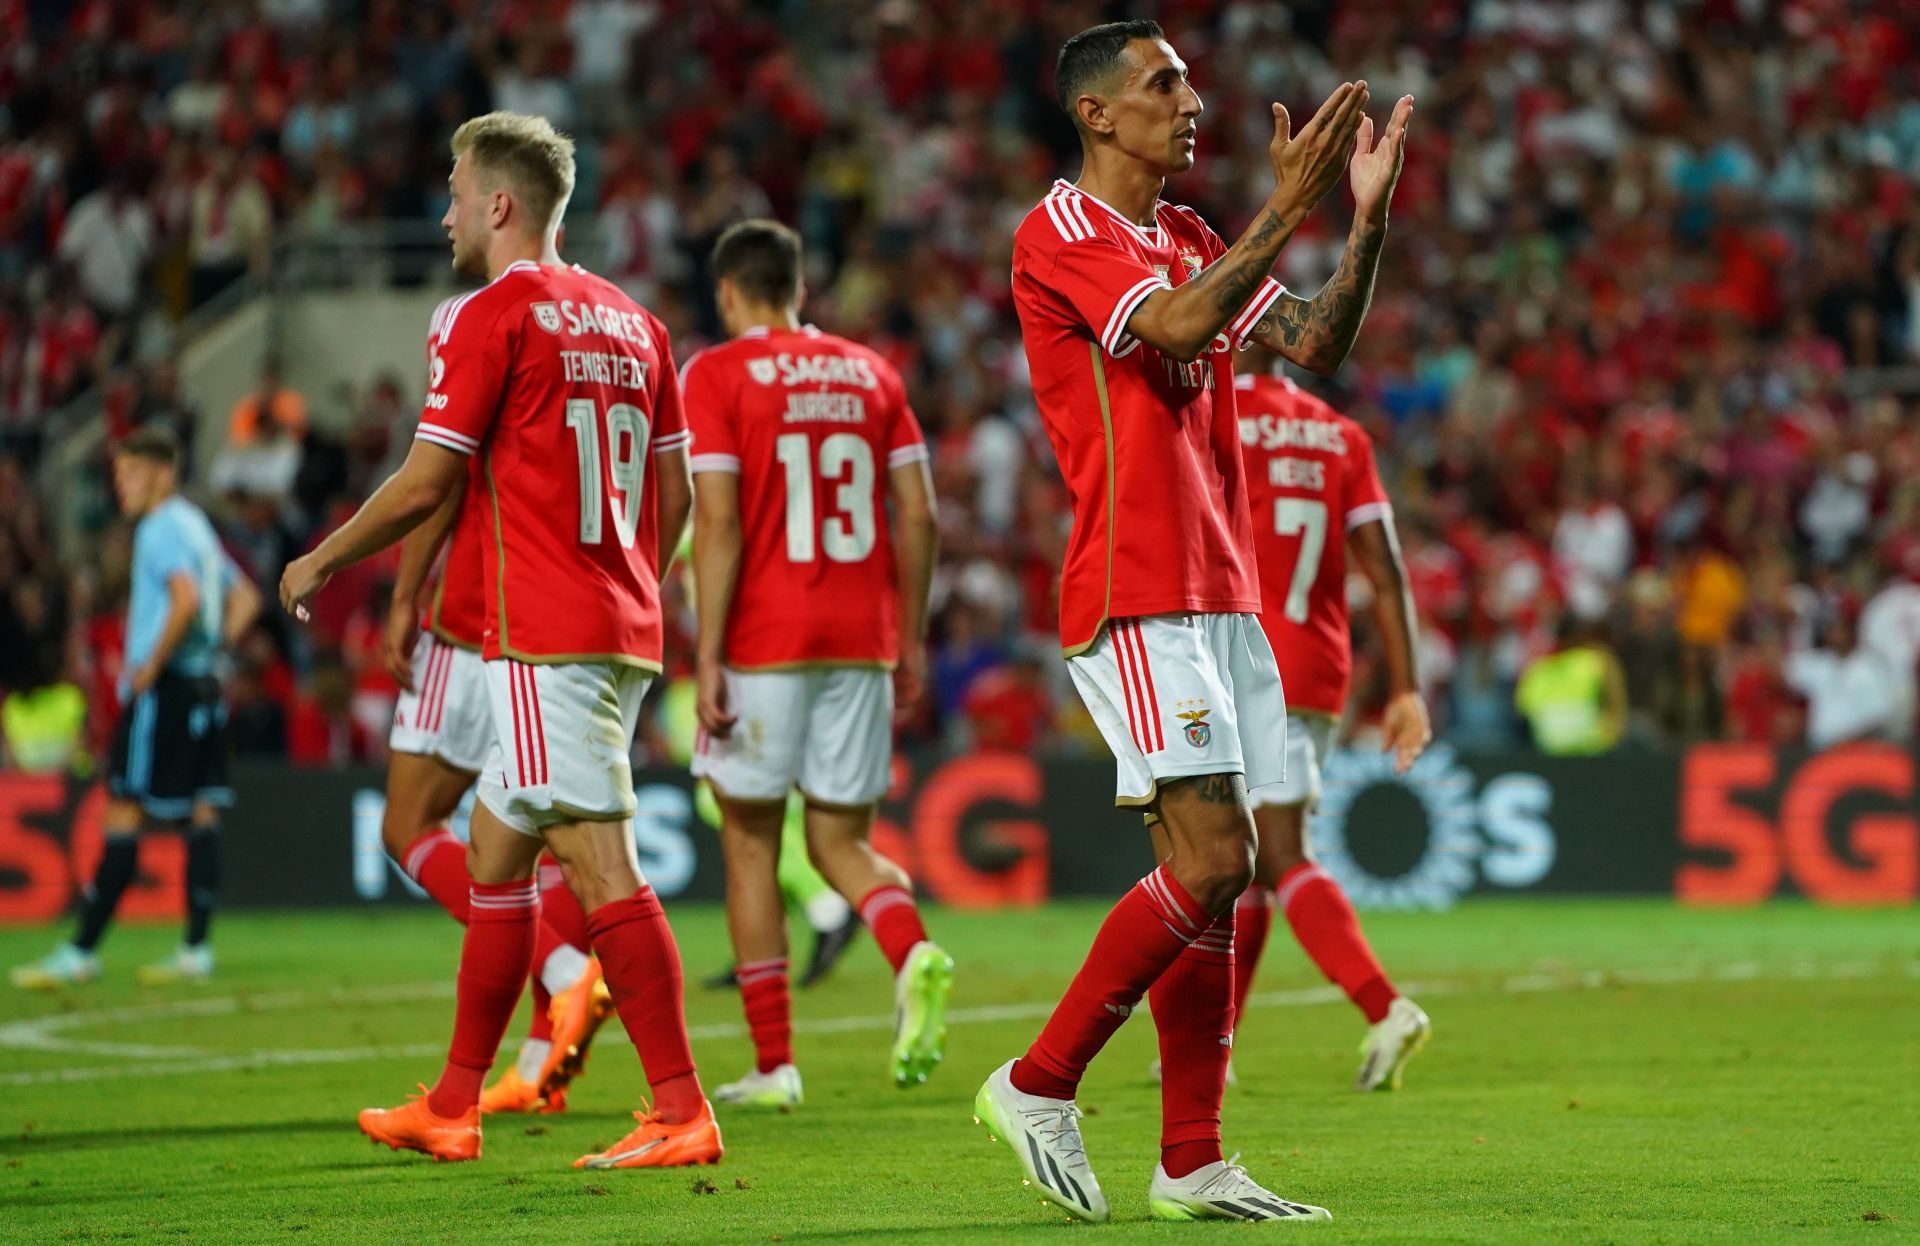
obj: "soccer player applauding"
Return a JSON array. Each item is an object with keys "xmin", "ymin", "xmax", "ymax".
[
  {"xmin": 973, "ymin": 20, "xmax": 1411, "ymax": 1225},
  {"xmin": 281, "ymin": 112, "xmax": 718, "ymax": 1170},
  {"xmin": 681, "ymin": 220, "xmax": 950, "ymax": 1107}
]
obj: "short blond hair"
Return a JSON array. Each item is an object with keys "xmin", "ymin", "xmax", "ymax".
[{"xmin": 451, "ymin": 112, "xmax": 576, "ymax": 235}]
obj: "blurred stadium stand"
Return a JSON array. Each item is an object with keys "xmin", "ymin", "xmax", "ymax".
[{"xmin": 4, "ymin": 0, "xmax": 1920, "ymax": 785}]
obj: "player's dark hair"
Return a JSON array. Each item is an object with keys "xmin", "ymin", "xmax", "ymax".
[
  {"xmin": 118, "ymin": 424, "xmax": 181, "ymax": 468},
  {"xmin": 1056, "ymin": 20, "xmax": 1165, "ymax": 122},
  {"xmin": 711, "ymin": 219, "xmax": 803, "ymax": 308}
]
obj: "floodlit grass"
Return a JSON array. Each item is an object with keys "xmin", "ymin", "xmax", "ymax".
[{"xmin": 1, "ymin": 899, "xmax": 1915, "ymax": 1244}]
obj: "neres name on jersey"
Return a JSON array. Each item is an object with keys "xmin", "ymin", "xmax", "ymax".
[
  {"xmin": 562, "ymin": 349, "xmax": 651, "ymax": 390},
  {"xmin": 750, "ymin": 351, "xmax": 881, "ymax": 390},
  {"xmin": 785, "ymin": 392, "xmax": 867, "ymax": 424},
  {"xmin": 1239, "ymin": 413, "xmax": 1350, "ymax": 455},
  {"xmin": 1266, "ymin": 456, "xmax": 1326, "ymax": 490}
]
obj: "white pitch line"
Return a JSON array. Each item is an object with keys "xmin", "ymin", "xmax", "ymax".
[{"xmin": 1, "ymin": 959, "xmax": 1913, "ymax": 1088}]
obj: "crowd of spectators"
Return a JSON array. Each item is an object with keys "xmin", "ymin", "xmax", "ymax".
[{"xmin": 5, "ymin": 0, "xmax": 1920, "ymax": 773}]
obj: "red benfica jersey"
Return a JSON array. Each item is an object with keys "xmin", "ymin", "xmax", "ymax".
[
  {"xmin": 418, "ymin": 296, "xmax": 484, "ymax": 650},
  {"xmin": 413, "ymin": 260, "xmax": 689, "ymax": 668},
  {"xmin": 1237, "ymin": 373, "xmax": 1392, "ymax": 716},
  {"xmin": 682, "ymin": 325, "xmax": 927, "ymax": 668},
  {"xmin": 1012, "ymin": 180, "xmax": 1284, "ymax": 655}
]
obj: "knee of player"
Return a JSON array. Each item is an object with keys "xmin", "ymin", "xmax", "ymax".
[
  {"xmin": 379, "ymin": 806, "xmax": 427, "ymax": 858},
  {"xmin": 1191, "ymin": 825, "xmax": 1256, "ymax": 898},
  {"xmin": 1261, "ymin": 841, "xmax": 1312, "ymax": 883}
]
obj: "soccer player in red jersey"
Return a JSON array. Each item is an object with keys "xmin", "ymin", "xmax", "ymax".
[
  {"xmin": 680, "ymin": 220, "xmax": 949, "ymax": 1107},
  {"xmin": 973, "ymin": 20, "xmax": 1411, "ymax": 1225},
  {"xmin": 280, "ymin": 112, "xmax": 719, "ymax": 1169},
  {"xmin": 1227, "ymin": 363, "xmax": 1433, "ymax": 1090},
  {"xmin": 376, "ymin": 363, "xmax": 613, "ymax": 1118}
]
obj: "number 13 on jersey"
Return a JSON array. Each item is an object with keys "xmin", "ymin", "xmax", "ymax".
[{"xmin": 776, "ymin": 431, "xmax": 876, "ymax": 564}]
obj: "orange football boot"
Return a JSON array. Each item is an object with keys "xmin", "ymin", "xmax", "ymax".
[
  {"xmin": 542, "ymin": 958, "xmax": 616, "ymax": 1099},
  {"xmin": 479, "ymin": 1066, "xmax": 568, "ymax": 1115},
  {"xmin": 573, "ymin": 1099, "xmax": 724, "ymax": 1170},
  {"xmin": 358, "ymin": 1088, "xmax": 482, "ymax": 1162}
]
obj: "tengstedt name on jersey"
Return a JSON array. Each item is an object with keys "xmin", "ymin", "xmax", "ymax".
[{"xmin": 561, "ymin": 349, "xmax": 651, "ymax": 390}]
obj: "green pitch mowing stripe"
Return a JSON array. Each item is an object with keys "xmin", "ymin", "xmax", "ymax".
[{"xmin": 1, "ymin": 900, "xmax": 1915, "ymax": 1244}]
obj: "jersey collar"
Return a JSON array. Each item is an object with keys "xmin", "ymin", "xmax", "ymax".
[{"xmin": 1054, "ymin": 180, "xmax": 1160, "ymax": 244}]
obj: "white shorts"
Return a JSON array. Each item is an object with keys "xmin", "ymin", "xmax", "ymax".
[
  {"xmin": 1252, "ymin": 713, "xmax": 1335, "ymax": 809},
  {"xmin": 476, "ymin": 658, "xmax": 652, "ymax": 838},
  {"xmin": 691, "ymin": 666, "xmax": 893, "ymax": 807},
  {"xmin": 1068, "ymin": 613, "xmax": 1287, "ymax": 806},
  {"xmin": 388, "ymin": 633, "xmax": 491, "ymax": 774}
]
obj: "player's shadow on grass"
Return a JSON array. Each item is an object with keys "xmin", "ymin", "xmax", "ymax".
[{"xmin": 0, "ymin": 1117, "xmax": 349, "ymax": 1155}]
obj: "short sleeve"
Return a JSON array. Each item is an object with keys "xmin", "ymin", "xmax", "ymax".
[
  {"xmin": 1344, "ymin": 427, "xmax": 1393, "ymax": 531},
  {"xmin": 679, "ymin": 351, "xmax": 736, "ymax": 473},
  {"xmin": 140, "ymin": 514, "xmax": 197, "ymax": 582},
  {"xmin": 1174, "ymin": 207, "xmax": 1286, "ymax": 348},
  {"xmin": 651, "ymin": 370, "xmax": 689, "ymax": 456},
  {"xmin": 415, "ymin": 292, "xmax": 510, "ymax": 456},
  {"xmin": 1228, "ymin": 276, "xmax": 1288, "ymax": 348},
  {"xmin": 881, "ymin": 363, "xmax": 928, "ymax": 470},
  {"xmin": 1032, "ymin": 233, "xmax": 1170, "ymax": 359}
]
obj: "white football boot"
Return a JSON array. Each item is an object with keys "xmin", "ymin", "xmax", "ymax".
[
  {"xmin": 973, "ymin": 1059, "xmax": 1108, "ymax": 1223},
  {"xmin": 9, "ymin": 943, "xmax": 100, "ymax": 989},
  {"xmin": 713, "ymin": 1062, "xmax": 804, "ymax": 1108},
  {"xmin": 137, "ymin": 944, "xmax": 215, "ymax": 986},
  {"xmin": 1149, "ymin": 1154, "xmax": 1332, "ymax": 1222},
  {"xmin": 1355, "ymin": 996, "xmax": 1430, "ymax": 1092}
]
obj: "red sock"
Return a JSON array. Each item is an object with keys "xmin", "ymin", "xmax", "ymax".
[
  {"xmin": 1278, "ymin": 863, "xmax": 1396, "ymax": 1024},
  {"xmin": 588, "ymin": 887, "xmax": 703, "ymax": 1121},
  {"xmin": 538, "ymin": 861, "xmax": 590, "ymax": 949},
  {"xmin": 1010, "ymin": 866, "xmax": 1209, "ymax": 1101},
  {"xmin": 857, "ymin": 885, "xmax": 928, "ymax": 974},
  {"xmin": 528, "ymin": 979, "xmax": 554, "ymax": 1042},
  {"xmin": 1231, "ymin": 884, "xmax": 1276, "ymax": 1023},
  {"xmin": 526, "ymin": 922, "xmax": 567, "ymax": 1047},
  {"xmin": 403, "ymin": 829, "xmax": 470, "ymax": 923},
  {"xmin": 737, "ymin": 957, "xmax": 792, "ymax": 1073},
  {"xmin": 1151, "ymin": 908, "xmax": 1235, "ymax": 1179},
  {"xmin": 526, "ymin": 865, "xmax": 590, "ymax": 1044},
  {"xmin": 427, "ymin": 879, "xmax": 538, "ymax": 1117}
]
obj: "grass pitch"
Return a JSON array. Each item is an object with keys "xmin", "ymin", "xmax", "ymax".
[{"xmin": 1, "ymin": 899, "xmax": 1915, "ymax": 1244}]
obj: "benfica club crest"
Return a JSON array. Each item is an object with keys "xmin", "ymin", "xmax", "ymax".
[
  {"xmin": 1177, "ymin": 706, "xmax": 1212, "ymax": 749},
  {"xmin": 1181, "ymin": 250, "xmax": 1205, "ymax": 281},
  {"xmin": 747, "ymin": 357, "xmax": 779, "ymax": 386},
  {"xmin": 531, "ymin": 302, "xmax": 563, "ymax": 334}
]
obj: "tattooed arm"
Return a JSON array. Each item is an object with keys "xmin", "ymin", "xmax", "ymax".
[
  {"xmin": 1246, "ymin": 217, "xmax": 1387, "ymax": 375},
  {"xmin": 1123, "ymin": 84, "xmax": 1369, "ymax": 363},
  {"xmin": 1251, "ymin": 93, "xmax": 1414, "ymax": 376}
]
